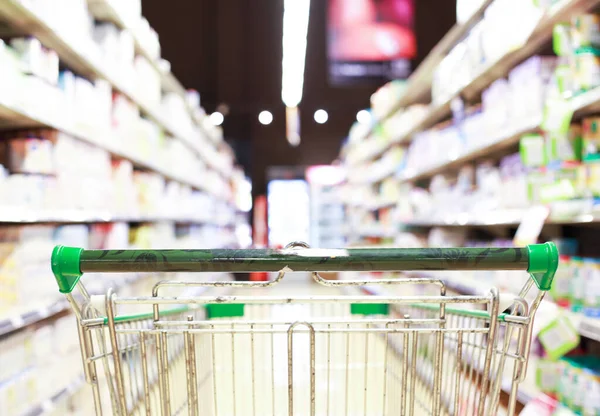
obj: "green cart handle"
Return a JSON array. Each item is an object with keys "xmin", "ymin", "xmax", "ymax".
[{"xmin": 51, "ymin": 242, "xmax": 558, "ymax": 294}]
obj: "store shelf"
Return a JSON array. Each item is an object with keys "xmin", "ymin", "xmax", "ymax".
[
  {"xmin": 349, "ymin": 0, "xmax": 493, "ymax": 145},
  {"xmin": 348, "ymin": 0, "xmax": 600, "ymax": 168},
  {"xmin": 0, "ymin": 209, "xmax": 235, "ymax": 226},
  {"xmin": 403, "ymin": 210, "xmax": 600, "ymax": 228},
  {"xmin": 348, "ymin": 224, "xmax": 396, "ymax": 238},
  {"xmin": 399, "ymin": 119, "xmax": 541, "ymax": 183},
  {"xmin": 358, "ymin": 82, "xmax": 600, "ymax": 187},
  {"xmin": 0, "ymin": 0, "xmax": 224, "ymax": 172},
  {"xmin": 86, "ymin": 0, "xmax": 186, "ymax": 96},
  {"xmin": 0, "ymin": 96, "xmax": 230, "ymax": 199},
  {"xmin": 0, "ymin": 300, "xmax": 68, "ymax": 337},
  {"xmin": 85, "ymin": 0, "xmax": 234, "ymax": 181},
  {"xmin": 404, "ymin": 270, "xmax": 600, "ymax": 343},
  {"xmin": 400, "ymin": 0, "xmax": 585, "ymax": 143},
  {"xmin": 579, "ymin": 315, "xmax": 600, "ymax": 342},
  {"xmin": 20, "ymin": 376, "xmax": 85, "ymax": 416}
]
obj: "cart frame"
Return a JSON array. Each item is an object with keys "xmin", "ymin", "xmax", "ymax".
[{"xmin": 51, "ymin": 242, "xmax": 558, "ymax": 416}]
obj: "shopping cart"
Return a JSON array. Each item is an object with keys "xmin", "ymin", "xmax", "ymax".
[{"xmin": 50, "ymin": 241, "xmax": 558, "ymax": 416}]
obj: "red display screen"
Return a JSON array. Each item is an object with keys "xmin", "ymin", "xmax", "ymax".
[{"xmin": 328, "ymin": 0, "xmax": 415, "ymax": 85}]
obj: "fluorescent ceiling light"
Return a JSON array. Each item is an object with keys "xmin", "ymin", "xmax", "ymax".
[
  {"xmin": 258, "ymin": 110, "xmax": 273, "ymax": 125},
  {"xmin": 281, "ymin": 0, "xmax": 310, "ymax": 108},
  {"xmin": 314, "ymin": 109, "xmax": 328, "ymax": 124},
  {"xmin": 210, "ymin": 112, "xmax": 224, "ymax": 126}
]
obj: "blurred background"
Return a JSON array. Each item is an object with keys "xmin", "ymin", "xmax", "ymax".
[{"xmin": 0, "ymin": 0, "xmax": 599, "ymax": 415}]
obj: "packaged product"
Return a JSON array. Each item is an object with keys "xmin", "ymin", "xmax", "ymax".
[
  {"xmin": 587, "ymin": 162, "xmax": 600, "ymax": 196},
  {"xmin": 551, "ymin": 255, "xmax": 572, "ymax": 307},
  {"xmin": 536, "ymin": 358, "xmax": 561, "ymax": 393},
  {"xmin": 554, "ymin": 23, "xmax": 573, "ymax": 56},
  {"xmin": 570, "ymin": 257, "xmax": 585, "ymax": 310},
  {"xmin": 520, "ymin": 133, "xmax": 547, "ymax": 167},
  {"xmin": 583, "ymin": 258, "xmax": 600, "ymax": 315},
  {"xmin": 547, "ymin": 124, "xmax": 582, "ymax": 163},
  {"xmin": 583, "ymin": 116, "xmax": 600, "ymax": 161},
  {"xmin": 572, "ymin": 14, "xmax": 600, "ymax": 49},
  {"xmin": 526, "ymin": 170, "xmax": 553, "ymax": 204},
  {"xmin": 571, "ymin": 360, "xmax": 586, "ymax": 413},
  {"xmin": 584, "ymin": 366, "xmax": 600, "ymax": 416},
  {"xmin": 574, "ymin": 47, "xmax": 600, "ymax": 92},
  {"xmin": 558, "ymin": 358, "xmax": 575, "ymax": 406},
  {"xmin": 555, "ymin": 57, "xmax": 575, "ymax": 95},
  {"xmin": 0, "ymin": 134, "xmax": 54, "ymax": 175},
  {"xmin": 539, "ymin": 164, "xmax": 586, "ymax": 203}
]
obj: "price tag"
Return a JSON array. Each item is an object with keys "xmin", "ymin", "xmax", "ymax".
[{"xmin": 514, "ymin": 205, "xmax": 550, "ymax": 246}]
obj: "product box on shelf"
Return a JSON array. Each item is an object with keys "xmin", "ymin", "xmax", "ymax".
[
  {"xmin": 134, "ymin": 55, "xmax": 161, "ymax": 107},
  {"xmin": 10, "ymin": 37, "xmax": 59, "ymax": 86},
  {"xmin": 0, "ymin": 134, "xmax": 54, "ymax": 175}
]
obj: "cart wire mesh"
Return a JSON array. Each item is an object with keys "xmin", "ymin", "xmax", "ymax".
[{"xmin": 50, "ymin": 242, "xmax": 558, "ymax": 416}]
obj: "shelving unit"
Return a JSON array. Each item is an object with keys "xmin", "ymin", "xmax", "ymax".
[
  {"xmin": 347, "ymin": 0, "xmax": 494, "ymax": 145},
  {"xmin": 0, "ymin": 0, "xmax": 232, "ymax": 185},
  {"xmin": 0, "ymin": 2, "xmax": 245, "ymax": 414},
  {"xmin": 20, "ymin": 376, "xmax": 85, "ymax": 416},
  {"xmin": 0, "ymin": 95, "xmax": 227, "ymax": 197},
  {"xmin": 339, "ymin": 1, "xmax": 600, "ymax": 410},
  {"xmin": 345, "ymin": 0, "xmax": 600, "ymax": 178}
]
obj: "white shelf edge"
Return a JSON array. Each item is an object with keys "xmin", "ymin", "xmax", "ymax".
[{"xmin": 18, "ymin": 375, "xmax": 85, "ymax": 416}]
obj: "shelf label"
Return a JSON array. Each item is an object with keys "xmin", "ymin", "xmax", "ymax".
[{"xmin": 514, "ymin": 205, "xmax": 550, "ymax": 246}]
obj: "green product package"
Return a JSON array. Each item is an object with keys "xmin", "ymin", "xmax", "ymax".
[
  {"xmin": 539, "ymin": 165, "xmax": 587, "ymax": 203},
  {"xmin": 575, "ymin": 47, "xmax": 600, "ymax": 92},
  {"xmin": 583, "ymin": 116, "xmax": 600, "ymax": 162},
  {"xmin": 537, "ymin": 313, "xmax": 580, "ymax": 361},
  {"xmin": 536, "ymin": 358, "xmax": 561, "ymax": 393},
  {"xmin": 554, "ymin": 62, "xmax": 574, "ymax": 95},
  {"xmin": 543, "ymin": 96, "xmax": 574, "ymax": 136},
  {"xmin": 548, "ymin": 124, "xmax": 583, "ymax": 163},
  {"xmin": 527, "ymin": 170, "xmax": 553, "ymax": 204},
  {"xmin": 583, "ymin": 258, "xmax": 600, "ymax": 310},
  {"xmin": 553, "ymin": 23, "xmax": 572, "ymax": 56},
  {"xmin": 587, "ymin": 163, "xmax": 600, "ymax": 197},
  {"xmin": 520, "ymin": 133, "xmax": 547, "ymax": 167},
  {"xmin": 570, "ymin": 257, "xmax": 585, "ymax": 310},
  {"xmin": 551, "ymin": 255, "xmax": 572, "ymax": 305}
]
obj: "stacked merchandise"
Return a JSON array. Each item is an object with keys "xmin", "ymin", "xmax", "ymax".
[
  {"xmin": 338, "ymin": 1, "xmax": 600, "ymax": 412},
  {"xmin": 0, "ymin": 0, "xmax": 241, "ymax": 414}
]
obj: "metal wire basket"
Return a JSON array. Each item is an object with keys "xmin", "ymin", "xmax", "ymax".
[{"xmin": 51, "ymin": 241, "xmax": 558, "ymax": 416}]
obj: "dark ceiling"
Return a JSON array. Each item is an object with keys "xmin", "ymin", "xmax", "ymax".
[{"xmin": 143, "ymin": 0, "xmax": 455, "ymax": 195}]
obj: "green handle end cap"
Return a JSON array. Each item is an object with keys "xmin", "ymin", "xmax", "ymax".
[
  {"xmin": 52, "ymin": 245, "xmax": 83, "ymax": 294},
  {"xmin": 528, "ymin": 242, "xmax": 559, "ymax": 291}
]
